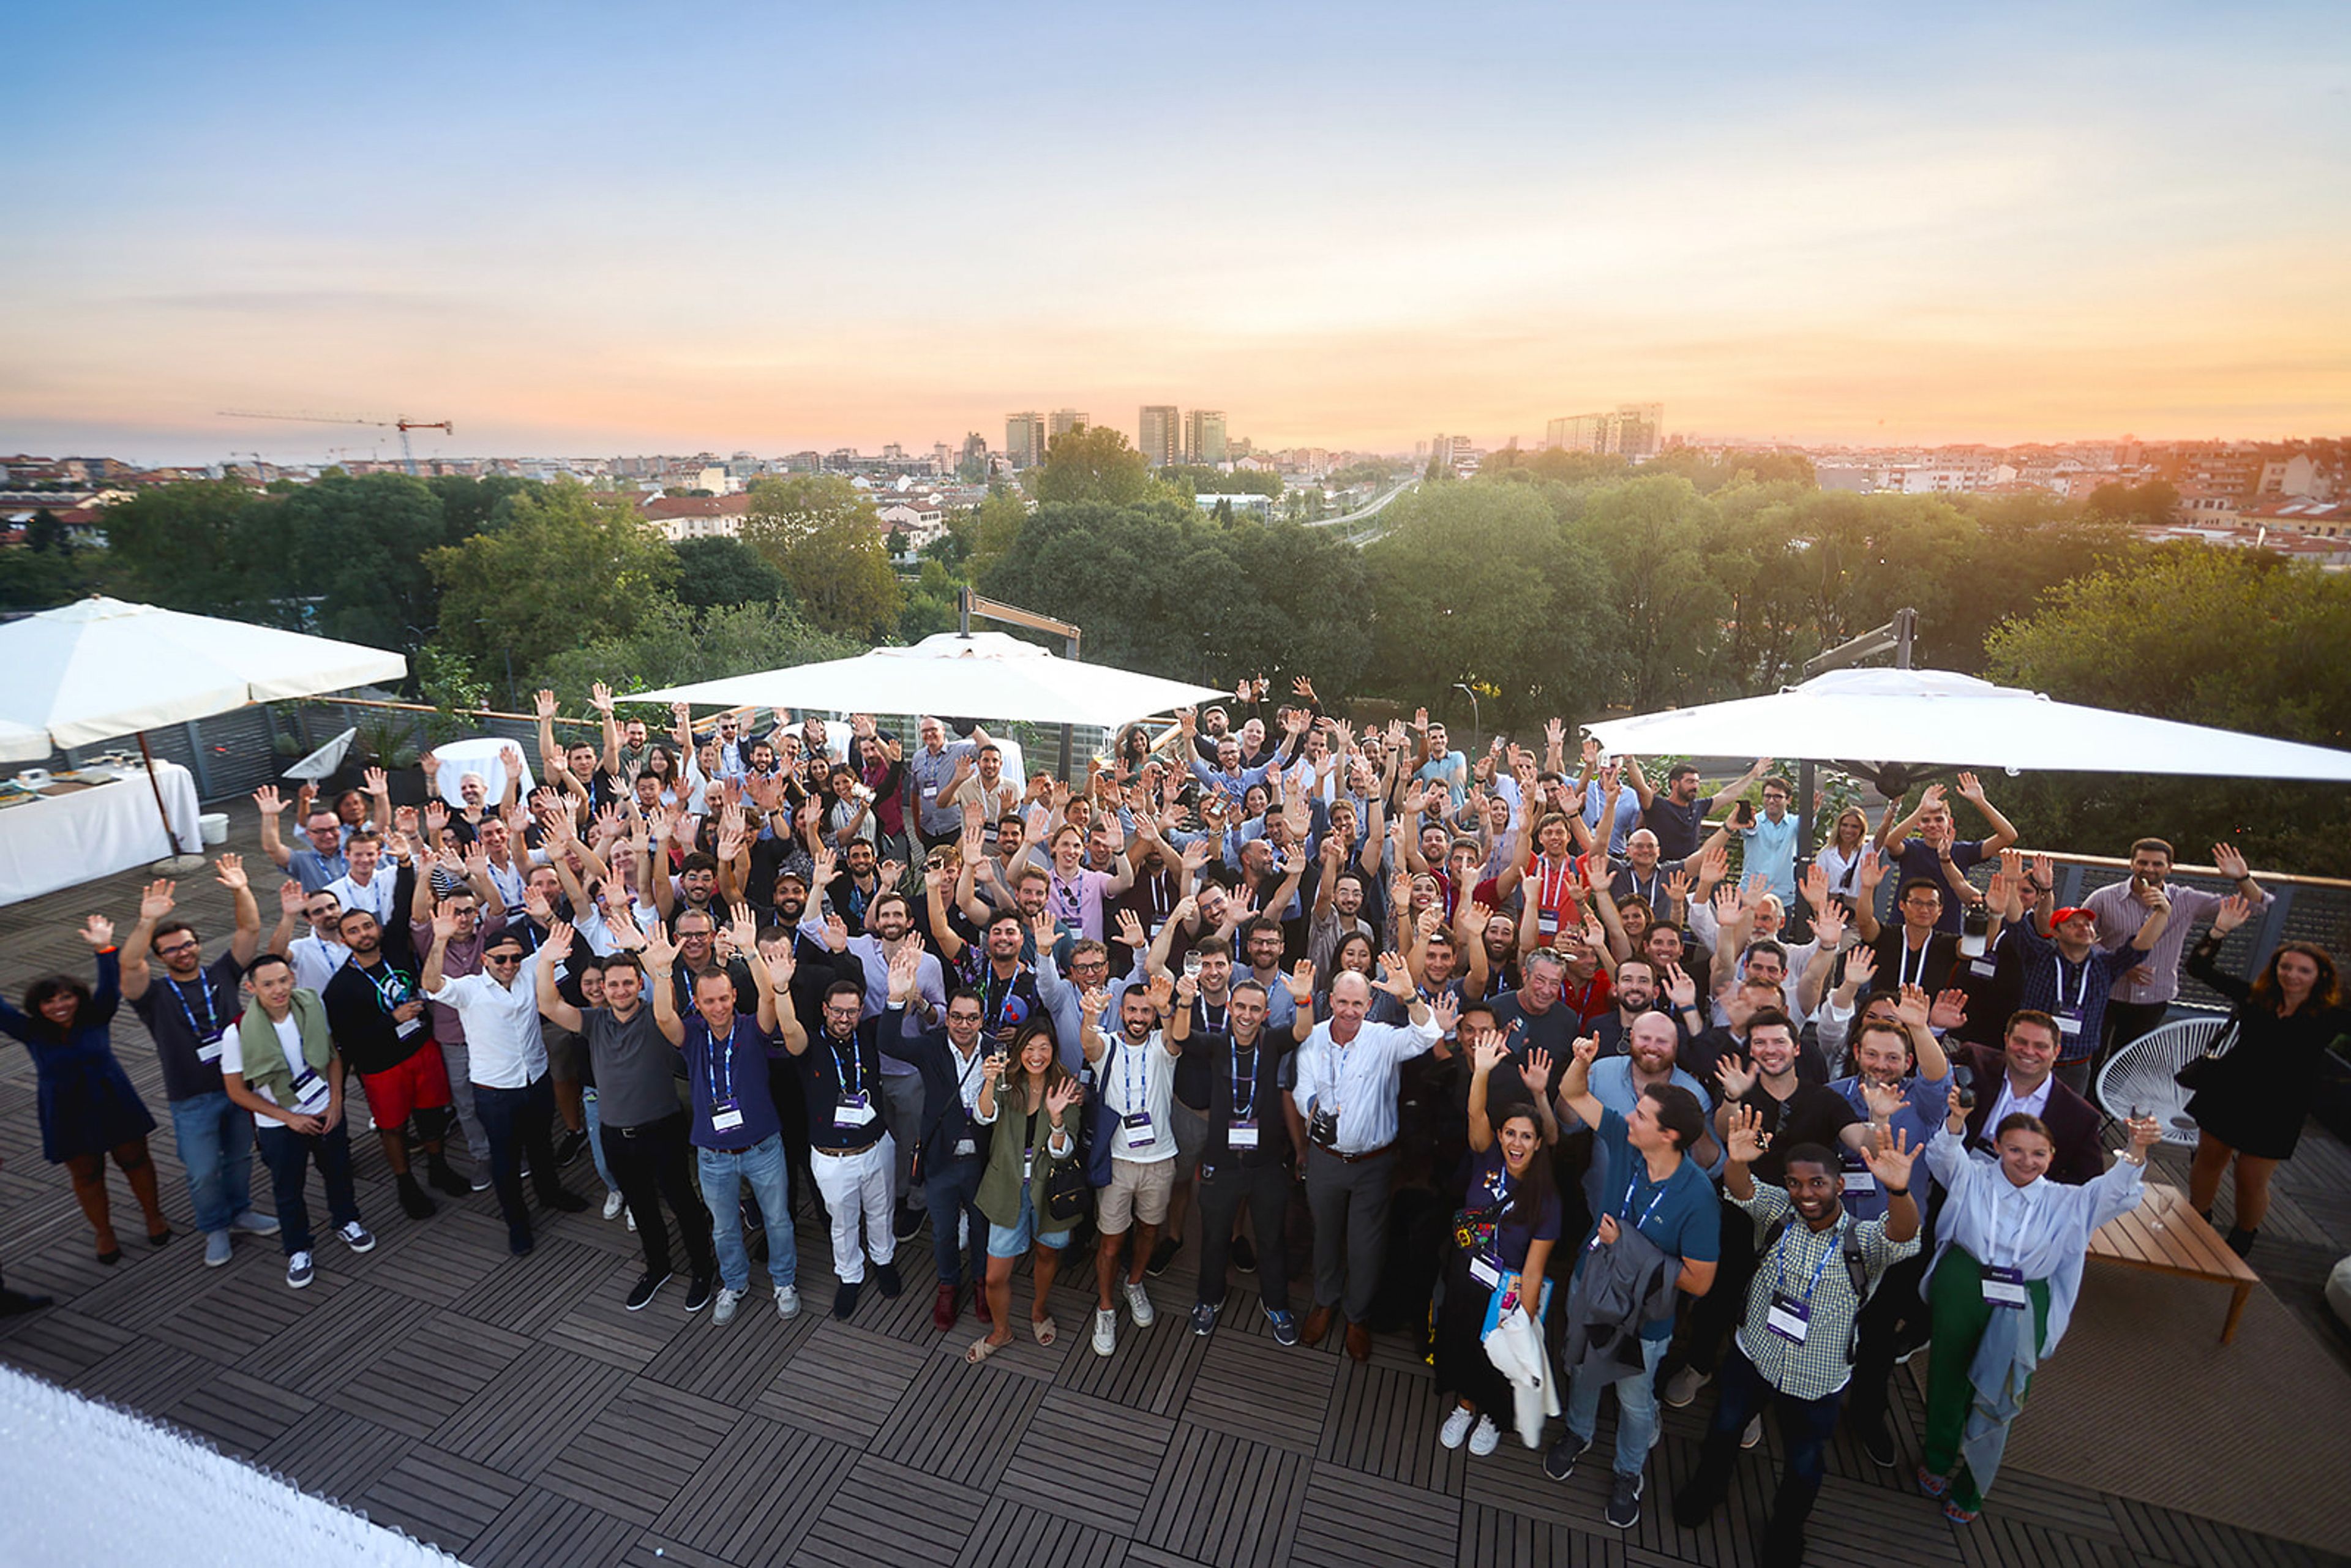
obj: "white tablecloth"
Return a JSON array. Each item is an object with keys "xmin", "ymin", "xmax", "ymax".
[{"xmin": 0, "ymin": 761, "xmax": 202, "ymax": 905}]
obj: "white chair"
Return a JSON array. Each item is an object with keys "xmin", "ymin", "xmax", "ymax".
[{"xmin": 2094, "ymin": 1016, "xmax": 2228, "ymax": 1147}]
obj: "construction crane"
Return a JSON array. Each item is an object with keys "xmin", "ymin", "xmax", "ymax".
[{"xmin": 220, "ymin": 408, "xmax": 454, "ymax": 476}]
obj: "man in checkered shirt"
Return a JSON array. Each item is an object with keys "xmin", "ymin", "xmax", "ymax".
[{"xmin": 1671, "ymin": 1104, "xmax": 1924, "ymax": 1568}]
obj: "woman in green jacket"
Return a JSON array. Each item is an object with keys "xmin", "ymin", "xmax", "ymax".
[{"xmin": 967, "ymin": 1020, "xmax": 1082, "ymax": 1362}]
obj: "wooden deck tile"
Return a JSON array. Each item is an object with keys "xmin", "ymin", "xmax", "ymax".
[
  {"xmin": 787, "ymin": 1454, "xmax": 981, "ymax": 1568},
  {"xmin": 430, "ymin": 1340, "xmax": 632, "ymax": 1478},
  {"xmin": 253, "ymin": 1402, "xmax": 415, "ymax": 1502},
  {"xmin": 357, "ymin": 1443, "xmax": 527, "ymax": 1552},
  {"xmin": 1291, "ymin": 1460, "xmax": 1462, "ymax": 1568},
  {"xmin": 999, "ymin": 1386, "xmax": 1177, "ymax": 1534},
  {"xmin": 1179, "ymin": 1326, "xmax": 1336, "ymax": 1454},
  {"xmin": 535, "ymin": 1378, "xmax": 744, "ymax": 1527},
  {"xmin": 958, "ymin": 1494, "xmax": 1133, "ymax": 1568},
  {"xmin": 319, "ymin": 1306, "xmax": 534, "ymax": 1439},
  {"xmin": 158, "ymin": 1364, "xmax": 315, "ymax": 1458},
  {"xmin": 650, "ymin": 1413, "xmax": 852, "ymax": 1568},
  {"xmin": 751, "ymin": 1319, "xmax": 926, "ymax": 1445},
  {"xmin": 1136, "ymin": 1423, "xmax": 1311, "ymax": 1568},
  {"xmin": 467, "ymin": 1485, "xmax": 643, "ymax": 1568},
  {"xmin": 1317, "ymin": 1356, "xmax": 1468, "ymax": 1494},
  {"xmin": 870, "ymin": 1345, "xmax": 1048, "ymax": 1490}
]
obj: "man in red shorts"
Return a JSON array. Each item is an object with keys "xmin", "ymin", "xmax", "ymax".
[{"xmin": 321, "ymin": 909, "xmax": 471, "ymax": 1218}]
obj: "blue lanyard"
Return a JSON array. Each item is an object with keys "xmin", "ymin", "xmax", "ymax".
[
  {"xmin": 704, "ymin": 1016, "xmax": 737, "ymax": 1106},
  {"xmin": 170, "ymin": 973, "xmax": 222, "ymax": 1042},
  {"xmin": 1774, "ymin": 1221, "xmax": 1837, "ymax": 1302},
  {"xmin": 1120, "ymin": 1035, "xmax": 1146, "ymax": 1110},
  {"xmin": 1621, "ymin": 1171, "xmax": 1672, "ymax": 1233},
  {"xmin": 827, "ymin": 1029, "xmax": 863, "ymax": 1098}
]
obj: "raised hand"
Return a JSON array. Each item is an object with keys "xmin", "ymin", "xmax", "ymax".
[
  {"xmin": 1856, "ymin": 849, "xmax": 1888, "ymax": 892},
  {"xmin": 80, "ymin": 914, "xmax": 115, "ymax": 949},
  {"xmin": 1115, "ymin": 909, "xmax": 1147, "ymax": 951},
  {"xmin": 140, "ymin": 879, "xmax": 177, "ymax": 923},
  {"xmin": 1283, "ymin": 960, "xmax": 1316, "ymax": 1004},
  {"xmin": 2211, "ymin": 842, "xmax": 2249, "ymax": 882},
  {"xmin": 1520, "ymin": 1047, "xmax": 1554, "ymax": 1099},
  {"xmin": 1714, "ymin": 1052, "xmax": 1758, "ymax": 1101},
  {"xmin": 2123, "ymin": 1113, "xmax": 2163, "ymax": 1159},
  {"xmin": 590, "ymin": 681, "xmax": 615, "ymax": 713},
  {"xmin": 823, "ymin": 912, "xmax": 849, "ymax": 953},
  {"xmin": 1811, "ymin": 901, "xmax": 1847, "ymax": 950},
  {"xmin": 1570, "ymin": 1033, "xmax": 1600, "ymax": 1068},
  {"xmin": 2213, "ymin": 894, "xmax": 2254, "ymax": 935},
  {"xmin": 277, "ymin": 879, "xmax": 306, "ymax": 917},
  {"xmin": 542, "ymin": 920, "xmax": 576, "ymax": 961},
  {"xmin": 1895, "ymin": 983, "xmax": 1932, "ymax": 1030},
  {"xmin": 1663, "ymin": 962, "xmax": 1698, "ymax": 1010},
  {"xmin": 1861, "ymin": 1125, "xmax": 1924, "ymax": 1189},
  {"xmin": 420, "ymin": 751, "xmax": 441, "ymax": 778},
  {"xmin": 1929, "ymin": 988, "xmax": 1968, "ymax": 1032},
  {"xmin": 364, "ymin": 767, "xmax": 389, "ymax": 798},
  {"xmin": 1431, "ymin": 991, "xmax": 1461, "ymax": 1036},
  {"xmin": 1841, "ymin": 945, "xmax": 1878, "ymax": 992},
  {"xmin": 1724, "ymin": 1102, "xmax": 1769, "ymax": 1165},
  {"xmin": 1954, "ymin": 771, "xmax": 1986, "ymax": 804},
  {"xmin": 1471, "ymin": 1033, "xmax": 1507, "ymax": 1075},
  {"xmin": 639, "ymin": 920, "xmax": 677, "ymax": 967},
  {"xmin": 1376, "ymin": 952, "xmax": 1415, "ymax": 998},
  {"xmin": 253, "ymin": 785, "xmax": 285, "ymax": 816},
  {"xmin": 1859, "ymin": 1078, "xmax": 1903, "ymax": 1122},
  {"xmin": 430, "ymin": 903, "xmax": 461, "ymax": 943},
  {"xmin": 1043, "ymin": 1076, "xmax": 1082, "ymax": 1120},
  {"xmin": 534, "ymin": 688, "xmax": 560, "ymax": 721}
]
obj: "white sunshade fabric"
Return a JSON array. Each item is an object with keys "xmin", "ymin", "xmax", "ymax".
[
  {"xmin": 0, "ymin": 596, "xmax": 410, "ymax": 751},
  {"xmin": 1583, "ymin": 667, "xmax": 2351, "ymax": 782},
  {"xmin": 626, "ymin": 631, "xmax": 1234, "ymax": 731},
  {"xmin": 0, "ymin": 718, "xmax": 50, "ymax": 763}
]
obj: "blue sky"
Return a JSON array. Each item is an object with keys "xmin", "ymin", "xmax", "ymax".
[{"xmin": 6, "ymin": 2, "xmax": 2347, "ymax": 462}]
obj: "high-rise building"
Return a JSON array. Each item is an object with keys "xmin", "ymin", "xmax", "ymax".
[
  {"xmin": 1183, "ymin": 408, "xmax": 1228, "ymax": 465},
  {"xmin": 1006, "ymin": 411, "xmax": 1047, "ymax": 468},
  {"xmin": 1543, "ymin": 404, "xmax": 1665, "ymax": 457},
  {"xmin": 1049, "ymin": 408, "xmax": 1088, "ymax": 438},
  {"xmin": 1138, "ymin": 405, "xmax": 1180, "ymax": 467}
]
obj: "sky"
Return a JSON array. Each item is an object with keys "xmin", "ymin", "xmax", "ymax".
[{"xmin": 6, "ymin": 1, "xmax": 2348, "ymax": 465}]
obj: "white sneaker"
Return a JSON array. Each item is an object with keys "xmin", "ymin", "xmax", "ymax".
[
  {"xmin": 336, "ymin": 1220, "xmax": 375, "ymax": 1253},
  {"xmin": 626, "ymin": 1207, "xmax": 637, "ymax": 1232},
  {"xmin": 712, "ymin": 1286, "xmax": 743, "ymax": 1326},
  {"xmin": 1469, "ymin": 1416, "xmax": 1501, "ymax": 1457},
  {"xmin": 1440, "ymin": 1407, "xmax": 1476, "ymax": 1449},
  {"xmin": 1663, "ymin": 1366, "xmax": 1709, "ymax": 1408},
  {"xmin": 1741, "ymin": 1413, "xmax": 1764, "ymax": 1450},
  {"xmin": 774, "ymin": 1285, "xmax": 800, "ymax": 1319},
  {"xmin": 601, "ymin": 1190, "xmax": 624, "ymax": 1221},
  {"xmin": 1092, "ymin": 1307, "xmax": 1117, "ymax": 1356},
  {"xmin": 286, "ymin": 1250, "xmax": 315, "ymax": 1289},
  {"xmin": 1123, "ymin": 1280, "xmax": 1155, "ymax": 1327}
]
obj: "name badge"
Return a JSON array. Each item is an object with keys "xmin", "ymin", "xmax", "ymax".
[
  {"xmin": 2055, "ymin": 1013, "xmax": 2083, "ymax": 1037},
  {"xmin": 1766, "ymin": 1293, "xmax": 1812, "ymax": 1343},
  {"xmin": 197, "ymin": 1041, "xmax": 225, "ymax": 1064},
  {"xmin": 1022, "ymin": 1152, "xmax": 1035, "ymax": 1182},
  {"xmin": 397, "ymin": 1016, "xmax": 428, "ymax": 1040},
  {"xmin": 921, "ymin": 785, "xmax": 938, "ymax": 800},
  {"xmin": 1537, "ymin": 909, "xmax": 1559, "ymax": 935},
  {"xmin": 1970, "ymin": 958, "xmax": 1997, "ymax": 977},
  {"xmin": 1469, "ymin": 1254, "xmax": 1504, "ymax": 1290},
  {"xmin": 1842, "ymin": 1167, "xmax": 1877, "ymax": 1193},
  {"xmin": 834, "ymin": 1091, "xmax": 877, "ymax": 1130},
  {"xmin": 1122, "ymin": 1110, "xmax": 1154, "ymax": 1145},
  {"xmin": 1981, "ymin": 1264, "xmax": 2029, "ymax": 1308},
  {"xmin": 1227, "ymin": 1120, "xmax": 1260, "ymax": 1150},
  {"xmin": 710, "ymin": 1098, "xmax": 745, "ymax": 1133}
]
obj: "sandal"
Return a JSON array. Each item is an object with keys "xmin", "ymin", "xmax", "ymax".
[
  {"xmin": 1914, "ymin": 1465, "xmax": 1950, "ymax": 1501},
  {"xmin": 966, "ymin": 1334, "xmax": 1013, "ymax": 1365},
  {"xmin": 1032, "ymin": 1313, "xmax": 1057, "ymax": 1347},
  {"xmin": 148, "ymin": 1226, "xmax": 175, "ymax": 1247},
  {"xmin": 1941, "ymin": 1499, "xmax": 1979, "ymax": 1525}
]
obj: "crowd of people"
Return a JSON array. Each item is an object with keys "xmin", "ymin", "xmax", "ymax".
[{"xmin": 4, "ymin": 682, "xmax": 2344, "ymax": 1562}]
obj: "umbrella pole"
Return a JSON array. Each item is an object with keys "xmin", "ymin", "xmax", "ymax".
[{"xmin": 135, "ymin": 730, "xmax": 204, "ymax": 871}]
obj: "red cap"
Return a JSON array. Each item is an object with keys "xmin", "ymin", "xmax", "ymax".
[{"xmin": 2051, "ymin": 906, "xmax": 2095, "ymax": 928}]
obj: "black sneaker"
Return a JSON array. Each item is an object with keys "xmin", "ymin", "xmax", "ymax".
[
  {"xmin": 1605, "ymin": 1471, "xmax": 1643, "ymax": 1529},
  {"xmin": 833, "ymin": 1280, "xmax": 861, "ymax": 1320},
  {"xmin": 625, "ymin": 1270, "xmax": 672, "ymax": 1311},
  {"xmin": 553, "ymin": 1128, "xmax": 588, "ymax": 1166},
  {"xmin": 1855, "ymin": 1409, "xmax": 1897, "ymax": 1469},
  {"xmin": 873, "ymin": 1260, "xmax": 902, "ymax": 1299},
  {"xmin": 1147, "ymin": 1237, "xmax": 1181, "ymax": 1277},
  {"xmin": 1543, "ymin": 1431, "xmax": 1590, "ymax": 1482},
  {"xmin": 1230, "ymin": 1234, "xmax": 1256, "ymax": 1272},
  {"xmin": 683, "ymin": 1274, "xmax": 714, "ymax": 1313},
  {"xmin": 891, "ymin": 1205, "xmax": 924, "ymax": 1241},
  {"xmin": 539, "ymin": 1187, "xmax": 590, "ymax": 1214}
]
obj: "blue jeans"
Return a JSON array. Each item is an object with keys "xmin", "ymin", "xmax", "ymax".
[
  {"xmin": 170, "ymin": 1091, "xmax": 253, "ymax": 1234},
  {"xmin": 1681, "ymin": 1348, "xmax": 1843, "ymax": 1564},
  {"xmin": 254, "ymin": 1118, "xmax": 359, "ymax": 1257},
  {"xmin": 1565, "ymin": 1333, "xmax": 1668, "ymax": 1477},
  {"xmin": 582, "ymin": 1086, "xmax": 618, "ymax": 1193},
  {"xmin": 923, "ymin": 1150, "xmax": 988, "ymax": 1288},
  {"xmin": 699, "ymin": 1133, "xmax": 794, "ymax": 1293}
]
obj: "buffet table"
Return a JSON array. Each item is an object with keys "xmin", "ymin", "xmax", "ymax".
[{"xmin": 0, "ymin": 761, "xmax": 203, "ymax": 905}]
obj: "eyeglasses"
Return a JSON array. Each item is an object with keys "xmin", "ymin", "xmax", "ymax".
[{"xmin": 156, "ymin": 940, "xmax": 199, "ymax": 958}]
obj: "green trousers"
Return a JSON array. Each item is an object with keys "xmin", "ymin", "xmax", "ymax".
[{"xmin": 1923, "ymin": 1247, "xmax": 2050, "ymax": 1511}]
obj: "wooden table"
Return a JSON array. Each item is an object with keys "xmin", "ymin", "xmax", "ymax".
[{"xmin": 2088, "ymin": 1180, "xmax": 2260, "ymax": 1344}]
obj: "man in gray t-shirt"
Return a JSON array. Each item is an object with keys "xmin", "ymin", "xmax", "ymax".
[{"xmin": 537, "ymin": 929, "xmax": 716, "ymax": 1311}]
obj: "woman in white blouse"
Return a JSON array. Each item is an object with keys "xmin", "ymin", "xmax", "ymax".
[{"xmin": 1915, "ymin": 1092, "xmax": 2160, "ymax": 1523}]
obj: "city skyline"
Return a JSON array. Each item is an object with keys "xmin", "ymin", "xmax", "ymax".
[{"xmin": 6, "ymin": 2, "xmax": 2347, "ymax": 465}]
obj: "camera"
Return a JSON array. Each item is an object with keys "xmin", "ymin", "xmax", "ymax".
[
  {"xmin": 1308, "ymin": 1106, "xmax": 1341, "ymax": 1148},
  {"xmin": 1951, "ymin": 1063, "xmax": 1977, "ymax": 1112}
]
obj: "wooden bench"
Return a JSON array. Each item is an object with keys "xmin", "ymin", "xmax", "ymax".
[{"xmin": 2088, "ymin": 1180, "xmax": 2260, "ymax": 1344}]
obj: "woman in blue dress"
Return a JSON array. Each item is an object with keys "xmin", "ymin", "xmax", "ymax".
[{"xmin": 1, "ymin": 914, "xmax": 171, "ymax": 1263}]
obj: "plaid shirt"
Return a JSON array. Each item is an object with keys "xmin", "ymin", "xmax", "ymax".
[
  {"xmin": 1729, "ymin": 1183, "xmax": 1918, "ymax": 1401},
  {"xmin": 2006, "ymin": 918, "xmax": 2139, "ymax": 1064}
]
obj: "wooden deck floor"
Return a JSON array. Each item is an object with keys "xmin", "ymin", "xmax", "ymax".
[{"xmin": 2, "ymin": 811, "xmax": 2345, "ymax": 1568}]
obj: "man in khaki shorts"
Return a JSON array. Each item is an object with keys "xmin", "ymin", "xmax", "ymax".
[{"xmin": 1081, "ymin": 973, "xmax": 1180, "ymax": 1356}]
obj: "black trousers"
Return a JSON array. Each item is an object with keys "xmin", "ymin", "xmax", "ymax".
[
  {"xmin": 1196, "ymin": 1158, "xmax": 1292, "ymax": 1313},
  {"xmin": 1843, "ymin": 1248, "xmax": 1931, "ymax": 1430},
  {"xmin": 474, "ymin": 1073, "xmax": 563, "ymax": 1247},
  {"xmin": 1676, "ymin": 1200, "xmax": 1758, "ymax": 1377},
  {"xmin": 601, "ymin": 1111, "xmax": 714, "ymax": 1280}
]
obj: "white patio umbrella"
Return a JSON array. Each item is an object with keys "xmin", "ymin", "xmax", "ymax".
[
  {"xmin": 0, "ymin": 718, "xmax": 50, "ymax": 765},
  {"xmin": 1583, "ymin": 667, "xmax": 2351, "ymax": 795},
  {"xmin": 624, "ymin": 631, "xmax": 1232, "ymax": 732},
  {"xmin": 0, "ymin": 596, "xmax": 410, "ymax": 860}
]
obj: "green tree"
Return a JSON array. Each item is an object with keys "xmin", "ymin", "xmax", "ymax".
[
  {"xmin": 1575, "ymin": 476, "xmax": 1731, "ymax": 709},
  {"xmin": 0, "ymin": 540, "xmax": 104, "ymax": 610},
  {"xmin": 1030, "ymin": 426, "xmax": 1155, "ymax": 508},
  {"xmin": 265, "ymin": 472, "xmax": 451, "ymax": 652},
  {"xmin": 92, "ymin": 479, "xmax": 264, "ymax": 613},
  {"xmin": 740, "ymin": 475, "xmax": 902, "ymax": 640},
  {"xmin": 426, "ymin": 475, "xmax": 537, "ymax": 538},
  {"xmin": 673, "ymin": 536, "xmax": 789, "ymax": 609},
  {"xmin": 2084, "ymin": 478, "xmax": 2180, "ymax": 528},
  {"xmin": 429, "ymin": 482, "xmax": 680, "ymax": 678},
  {"xmin": 534, "ymin": 598, "xmax": 857, "ymax": 698},
  {"xmin": 1984, "ymin": 545, "xmax": 2351, "ymax": 876},
  {"xmin": 24, "ymin": 508, "xmax": 72, "ymax": 554}
]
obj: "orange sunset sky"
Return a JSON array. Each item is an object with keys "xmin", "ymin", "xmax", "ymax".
[{"xmin": 6, "ymin": 2, "xmax": 2347, "ymax": 464}]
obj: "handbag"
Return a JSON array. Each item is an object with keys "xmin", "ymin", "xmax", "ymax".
[
  {"xmin": 2173, "ymin": 1015, "xmax": 2243, "ymax": 1091},
  {"xmin": 1038, "ymin": 1104, "xmax": 1092, "ymax": 1225}
]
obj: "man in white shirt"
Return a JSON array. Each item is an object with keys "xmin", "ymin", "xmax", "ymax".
[
  {"xmin": 1081, "ymin": 973, "xmax": 1182, "ymax": 1356},
  {"xmin": 424, "ymin": 917, "xmax": 588, "ymax": 1254},
  {"xmin": 272, "ymin": 882, "xmax": 350, "ymax": 994},
  {"xmin": 1290, "ymin": 966, "xmax": 1451, "ymax": 1361},
  {"xmin": 323, "ymin": 830, "xmax": 405, "ymax": 927}
]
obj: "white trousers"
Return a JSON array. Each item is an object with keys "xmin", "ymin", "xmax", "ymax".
[{"xmin": 809, "ymin": 1133, "xmax": 896, "ymax": 1284}]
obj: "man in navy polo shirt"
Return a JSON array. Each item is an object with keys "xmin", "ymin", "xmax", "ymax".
[{"xmin": 644, "ymin": 914, "xmax": 803, "ymax": 1325}]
